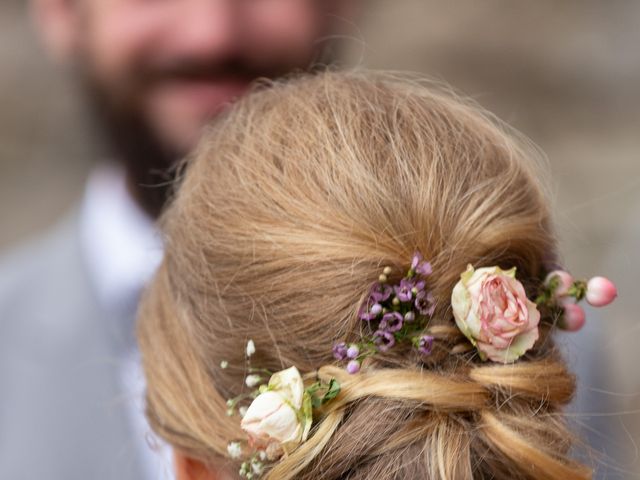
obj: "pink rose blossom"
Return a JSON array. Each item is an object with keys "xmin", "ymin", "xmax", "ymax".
[
  {"xmin": 452, "ymin": 265, "xmax": 540, "ymax": 363},
  {"xmin": 586, "ymin": 276, "xmax": 618, "ymax": 307}
]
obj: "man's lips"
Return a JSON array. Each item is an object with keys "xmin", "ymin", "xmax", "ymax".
[{"xmin": 148, "ymin": 77, "xmax": 253, "ymax": 116}]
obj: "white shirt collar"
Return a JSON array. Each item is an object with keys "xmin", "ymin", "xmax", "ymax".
[{"xmin": 79, "ymin": 165, "xmax": 163, "ymax": 314}]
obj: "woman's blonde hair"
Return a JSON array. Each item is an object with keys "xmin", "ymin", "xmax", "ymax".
[{"xmin": 137, "ymin": 71, "xmax": 591, "ymax": 479}]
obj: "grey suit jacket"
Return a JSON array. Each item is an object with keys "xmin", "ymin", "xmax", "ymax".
[{"xmin": 0, "ymin": 214, "xmax": 146, "ymax": 480}]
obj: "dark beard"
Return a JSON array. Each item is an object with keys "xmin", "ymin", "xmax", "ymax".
[{"xmin": 80, "ymin": 70, "xmax": 180, "ymax": 219}]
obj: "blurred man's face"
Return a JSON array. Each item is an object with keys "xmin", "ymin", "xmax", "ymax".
[
  {"xmin": 77, "ymin": 0, "xmax": 340, "ymax": 152},
  {"xmin": 35, "ymin": 0, "xmax": 352, "ymax": 214}
]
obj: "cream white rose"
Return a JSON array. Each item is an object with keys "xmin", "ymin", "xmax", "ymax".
[
  {"xmin": 451, "ymin": 264, "xmax": 540, "ymax": 363},
  {"xmin": 240, "ymin": 366, "xmax": 310, "ymax": 453}
]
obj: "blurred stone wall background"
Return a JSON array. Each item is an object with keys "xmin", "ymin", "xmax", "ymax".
[
  {"xmin": 1, "ymin": 0, "xmax": 95, "ymax": 244},
  {"xmin": 1, "ymin": 0, "xmax": 639, "ymax": 475}
]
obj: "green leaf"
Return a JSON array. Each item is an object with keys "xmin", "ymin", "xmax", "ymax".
[
  {"xmin": 301, "ymin": 392, "xmax": 314, "ymax": 441},
  {"xmin": 321, "ymin": 379, "xmax": 341, "ymax": 404},
  {"xmin": 305, "ymin": 381, "xmax": 322, "ymax": 395}
]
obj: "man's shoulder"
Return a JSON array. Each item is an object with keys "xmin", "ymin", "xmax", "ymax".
[
  {"xmin": 0, "ymin": 214, "xmax": 81, "ymax": 299},
  {"xmin": 0, "ymin": 214, "xmax": 99, "ymax": 353},
  {"xmin": 0, "ymin": 214, "xmax": 145, "ymax": 480},
  {"xmin": 0, "ymin": 218, "xmax": 74, "ymax": 294}
]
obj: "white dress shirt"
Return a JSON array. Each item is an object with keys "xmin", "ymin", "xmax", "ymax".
[{"xmin": 79, "ymin": 165, "xmax": 174, "ymax": 480}]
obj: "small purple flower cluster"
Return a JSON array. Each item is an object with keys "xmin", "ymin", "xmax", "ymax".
[
  {"xmin": 332, "ymin": 342, "xmax": 361, "ymax": 373},
  {"xmin": 333, "ymin": 252, "xmax": 437, "ymax": 374}
]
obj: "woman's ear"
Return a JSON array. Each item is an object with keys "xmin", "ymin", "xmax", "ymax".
[{"xmin": 174, "ymin": 451, "xmax": 217, "ymax": 480}]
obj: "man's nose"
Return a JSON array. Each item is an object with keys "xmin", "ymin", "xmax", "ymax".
[{"xmin": 167, "ymin": 0, "xmax": 239, "ymax": 60}]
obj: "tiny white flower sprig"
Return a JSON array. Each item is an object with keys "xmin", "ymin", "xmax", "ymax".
[
  {"xmin": 224, "ymin": 338, "xmax": 277, "ymax": 418},
  {"xmin": 221, "ymin": 340, "xmax": 340, "ymax": 479},
  {"xmin": 333, "ymin": 252, "xmax": 436, "ymax": 373}
]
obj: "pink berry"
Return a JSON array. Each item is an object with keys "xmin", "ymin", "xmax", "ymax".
[
  {"xmin": 586, "ymin": 276, "xmax": 618, "ymax": 307},
  {"xmin": 544, "ymin": 270, "xmax": 574, "ymax": 296},
  {"xmin": 560, "ymin": 303, "xmax": 586, "ymax": 332}
]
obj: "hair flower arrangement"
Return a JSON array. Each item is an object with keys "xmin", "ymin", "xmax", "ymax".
[
  {"xmin": 223, "ymin": 341, "xmax": 340, "ymax": 478},
  {"xmin": 223, "ymin": 262, "xmax": 617, "ymax": 477},
  {"xmin": 333, "ymin": 253, "xmax": 619, "ymax": 369},
  {"xmin": 452, "ymin": 264, "xmax": 618, "ymax": 363}
]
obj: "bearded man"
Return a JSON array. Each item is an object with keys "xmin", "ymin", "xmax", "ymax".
[{"xmin": 0, "ymin": 1, "xmax": 355, "ymax": 478}]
